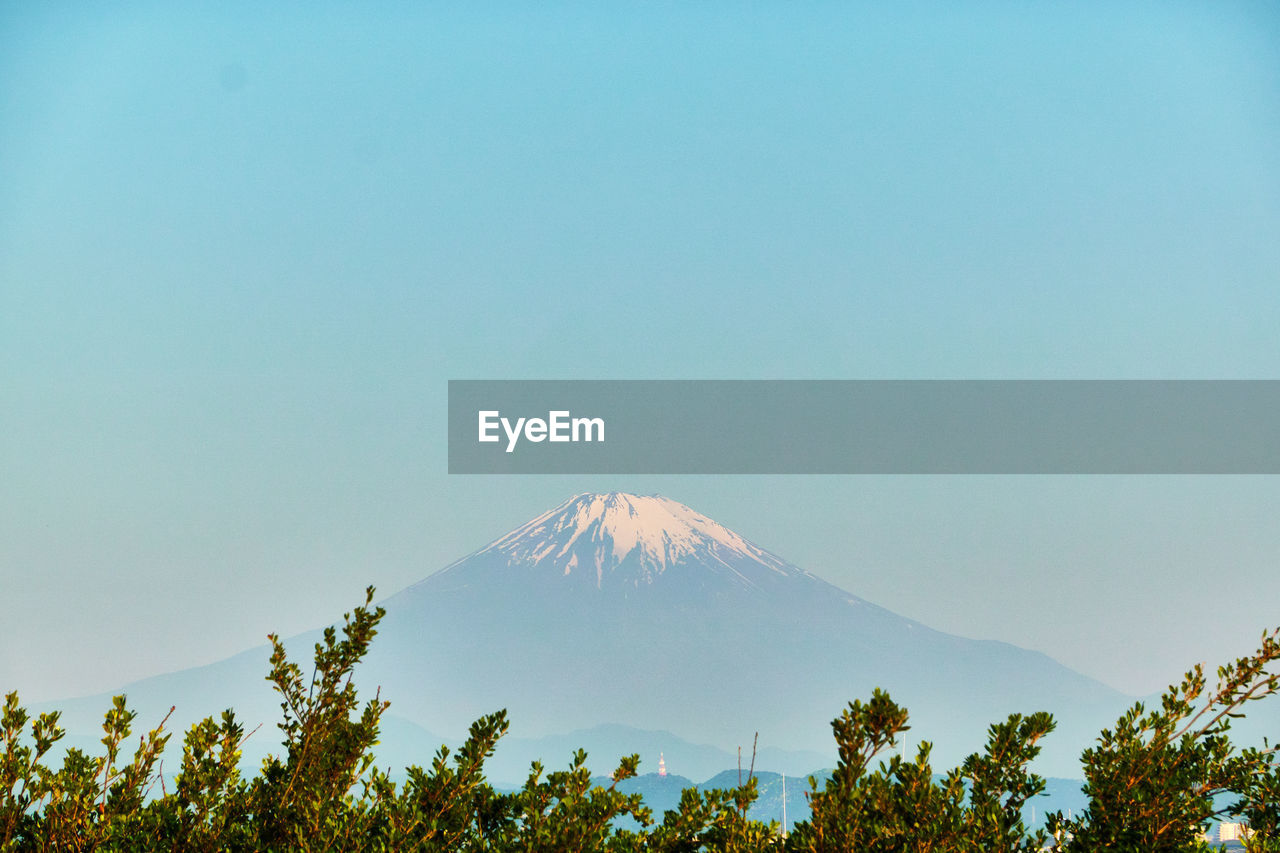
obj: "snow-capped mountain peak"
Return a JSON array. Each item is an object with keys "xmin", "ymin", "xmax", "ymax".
[{"xmin": 470, "ymin": 492, "xmax": 797, "ymax": 589}]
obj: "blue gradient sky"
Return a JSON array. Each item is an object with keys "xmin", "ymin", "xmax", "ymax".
[{"xmin": 3, "ymin": 2, "xmax": 1280, "ymax": 702}]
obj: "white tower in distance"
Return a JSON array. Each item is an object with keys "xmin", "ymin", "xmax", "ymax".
[
  {"xmin": 781, "ymin": 773, "xmax": 788, "ymax": 838},
  {"xmin": 658, "ymin": 752, "xmax": 667, "ymax": 777}
]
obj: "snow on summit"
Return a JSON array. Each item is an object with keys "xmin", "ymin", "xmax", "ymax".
[{"xmin": 475, "ymin": 492, "xmax": 797, "ymax": 588}]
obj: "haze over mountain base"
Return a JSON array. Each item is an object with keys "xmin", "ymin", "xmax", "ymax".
[{"xmin": 39, "ymin": 492, "xmax": 1147, "ymax": 780}]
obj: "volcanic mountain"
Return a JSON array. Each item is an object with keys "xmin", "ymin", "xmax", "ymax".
[
  {"xmin": 360, "ymin": 492, "xmax": 1126, "ymax": 775},
  {"xmin": 44, "ymin": 492, "xmax": 1131, "ymax": 777}
]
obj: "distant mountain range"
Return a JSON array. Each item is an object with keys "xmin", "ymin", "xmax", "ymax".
[{"xmin": 43, "ymin": 492, "xmax": 1137, "ymax": 779}]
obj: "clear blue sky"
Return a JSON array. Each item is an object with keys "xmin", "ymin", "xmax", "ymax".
[{"xmin": 3, "ymin": 1, "xmax": 1279, "ymax": 702}]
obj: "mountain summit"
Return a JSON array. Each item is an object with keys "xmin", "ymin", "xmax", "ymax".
[{"xmin": 436, "ymin": 492, "xmax": 802, "ymax": 595}]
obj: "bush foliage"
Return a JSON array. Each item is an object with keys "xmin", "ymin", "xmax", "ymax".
[{"xmin": 3, "ymin": 587, "xmax": 1278, "ymax": 851}]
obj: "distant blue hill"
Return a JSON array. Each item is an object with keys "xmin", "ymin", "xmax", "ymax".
[{"xmin": 594, "ymin": 770, "xmax": 1091, "ymax": 834}]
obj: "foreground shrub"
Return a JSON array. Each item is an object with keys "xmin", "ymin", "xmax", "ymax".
[{"xmin": 1, "ymin": 589, "xmax": 1277, "ymax": 851}]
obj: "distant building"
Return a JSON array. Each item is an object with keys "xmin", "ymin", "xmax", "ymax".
[
  {"xmin": 658, "ymin": 752, "xmax": 667, "ymax": 777},
  {"xmin": 1219, "ymin": 822, "xmax": 1247, "ymax": 842}
]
